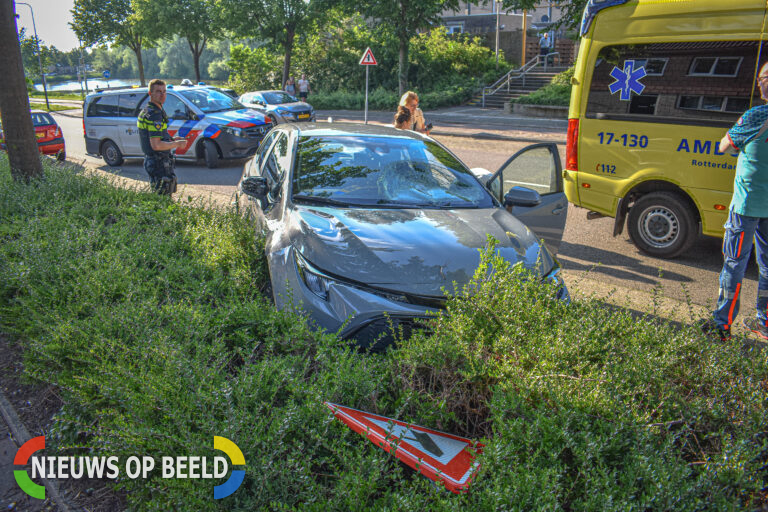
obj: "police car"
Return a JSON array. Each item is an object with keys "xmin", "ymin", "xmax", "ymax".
[{"xmin": 83, "ymin": 85, "xmax": 271, "ymax": 168}]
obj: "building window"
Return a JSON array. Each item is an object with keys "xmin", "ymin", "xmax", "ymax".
[
  {"xmin": 688, "ymin": 57, "xmax": 742, "ymax": 77},
  {"xmin": 678, "ymin": 95, "xmax": 750, "ymax": 113},
  {"xmin": 446, "ymin": 23, "xmax": 463, "ymax": 34},
  {"xmin": 629, "ymin": 94, "xmax": 658, "ymax": 114},
  {"xmin": 632, "ymin": 58, "xmax": 667, "ymax": 76}
]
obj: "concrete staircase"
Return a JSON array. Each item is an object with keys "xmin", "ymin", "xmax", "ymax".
[{"xmin": 468, "ymin": 66, "xmax": 569, "ymax": 109}]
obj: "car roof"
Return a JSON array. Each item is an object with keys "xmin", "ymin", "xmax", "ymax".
[
  {"xmin": 281, "ymin": 122, "xmax": 426, "ymax": 141},
  {"xmin": 86, "ymin": 84, "xmax": 215, "ymax": 99}
]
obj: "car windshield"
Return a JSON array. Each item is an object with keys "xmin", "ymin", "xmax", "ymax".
[
  {"xmin": 264, "ymin": 91, "xmax": 297, "ymax": 104},
  {"xmin": 178, "ymin": 89, "xmax": 244, "ymax": 113},
  {"xmin": 31, "ymin": 113, "xmax": 55, "ymax": 127},
  {"xmin": 292, "ymin": 136, "xmax": 493, "ymax": 209}
]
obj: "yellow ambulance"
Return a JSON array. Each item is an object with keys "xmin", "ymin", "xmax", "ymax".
[{"xmin": 565, "ymin": 0, "xmax": 768, "ymax": 258}]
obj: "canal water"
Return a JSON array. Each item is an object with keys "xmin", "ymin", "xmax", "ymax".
[{"xmin": 34, "ymin": 78, "xmax": 141, "ymax": 92}]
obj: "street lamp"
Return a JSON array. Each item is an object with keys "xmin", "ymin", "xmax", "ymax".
[
  {"xmin": 495, "ymin": 0, "xmax": 501, "ymax": 69},
  {"xmin": 16, "ymin": 1, "xmax": 50, "ymax": 110}
]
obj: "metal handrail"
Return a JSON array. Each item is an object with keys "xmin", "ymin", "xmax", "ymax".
[{"xmin": 481, "ymin": 52, "xmax": 561, "ymax": 107}]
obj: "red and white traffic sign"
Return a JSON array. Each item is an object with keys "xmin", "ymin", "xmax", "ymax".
[
  {"xmin": 359, "ymin": 47, "xmax": 377, "ymax": 66},
  {"xmin": 325, "ymin": 402, "xmax": 483, "ymax": 493}
]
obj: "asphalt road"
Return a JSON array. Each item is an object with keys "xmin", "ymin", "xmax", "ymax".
[{"xmin": 51, "ymin": 109, "xmax": 759, "ymax": 327}]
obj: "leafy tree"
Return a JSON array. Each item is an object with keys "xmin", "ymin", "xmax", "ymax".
[
  {"xmin": 134, "ymin": 0, "xmax": 219, "ymax": 83},
  {"xmin": 353, "ymin": 0, "xmax": 460, "ymax": 95},
  {"xmin": 70, "ymin": 0, "xmax": 155, "ymax": 86},
  {"xmin": 216, "ymin": 0, "xmax": 336, "ymax": 87},
  {"xmin": 0, "ymin": 0, "xmax": 42, "ymax": 181}
]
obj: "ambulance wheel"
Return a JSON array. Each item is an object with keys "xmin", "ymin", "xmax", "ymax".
[
  {"xmin": 203, "ymin": 139, "xmax": 219, "ymax": 169},
  {"xmin": 627, "ymin": 191, "xmax": 698, "ymax": 259},
  {"xmin": 101, "ymin": 140, "xmax": 123, "ymax": 167},
  {"xmin": 56, "ymin": 149, "xmax": 66, "ymax": 162}
]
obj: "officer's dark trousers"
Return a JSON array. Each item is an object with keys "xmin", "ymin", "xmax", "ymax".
[{"xmin": 144, "ymin": 155, "xmax": 176, "ymax": 195}]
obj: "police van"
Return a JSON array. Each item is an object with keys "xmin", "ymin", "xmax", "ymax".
[
  {"xmin": 566, "ymin": 0, "xmax": 767, "ymax": 258},
  {"xmin": 83, "ymin": 85, "xmax": 271, "ymax": 168}
]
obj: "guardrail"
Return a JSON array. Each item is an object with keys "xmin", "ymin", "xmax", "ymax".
[{"xmin": 481, "ymin": 52, "xmax": 561, "ymax": 108}]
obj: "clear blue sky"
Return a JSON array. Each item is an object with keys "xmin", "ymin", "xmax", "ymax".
[{"xmin": 15, "ymin": 0, "xmax": 79, "ymax": 52}]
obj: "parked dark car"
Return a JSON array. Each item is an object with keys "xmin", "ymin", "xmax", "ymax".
[
  {"xmin": 236, "ymin": 123, "xmax": 569, "ymax": 349},
  {"xmin": 0, "ymin": 110, "xmax": 66, "ymax": 161}
]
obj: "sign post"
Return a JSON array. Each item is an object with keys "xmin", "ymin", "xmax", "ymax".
[
  {"xmin": 359, "ymin": 47, "xmax": 377, "ymax": 124},
  {"xmin": 103, "ymin": 70, "xmax": 111, "ymax": 88}
]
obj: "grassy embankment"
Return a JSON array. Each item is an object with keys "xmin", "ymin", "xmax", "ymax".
[{"xmin": 0, "ymin": 156, "xmax": 766, "ymax": 511}]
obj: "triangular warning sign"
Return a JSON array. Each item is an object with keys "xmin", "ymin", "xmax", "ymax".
[
  {"xmin": 325, "ymin": 402, "xmax": 483, "ymax": 493},
  {"xmin": 359, "ymin": 47, "xmax": 377, "ymax": 66}
]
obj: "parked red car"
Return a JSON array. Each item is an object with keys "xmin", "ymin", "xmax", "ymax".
[{"xmin": 0, "ymin": 110, "xmax": 66, "ymax": 161}]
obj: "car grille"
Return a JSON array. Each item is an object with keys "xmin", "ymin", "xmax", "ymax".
[
  {"xmin": 345, "ymin": 317, "xmax": 432, "ymax": 351},
  {"xmin": 245, "ymin": 126, "xmax": 267, "ymax": 138}
]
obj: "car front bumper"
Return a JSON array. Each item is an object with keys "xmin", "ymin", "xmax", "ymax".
[{"xmin": 272, "ymin": 248, "xmax": 570, "ymax": 350}]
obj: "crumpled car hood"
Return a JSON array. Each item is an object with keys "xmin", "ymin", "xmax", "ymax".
[{"xmin": 289, "ymin": 206, "xmax": 553, "ymax": 296}]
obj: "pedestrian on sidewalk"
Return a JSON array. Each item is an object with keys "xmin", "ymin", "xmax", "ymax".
[
  {"xmin": 700, "ymin": 62, "xmax": 768, "ymax": 342},
  {"xmin": 393, "ymin": 105, "xmax": 411, "ymax": 129},
  {"xmin": 298, "ymin": 74, "xmax": 310, "ymax": 101},
  {"xmin": 399, "ymin": 91, "xmax": 429, "ymax": 134}
]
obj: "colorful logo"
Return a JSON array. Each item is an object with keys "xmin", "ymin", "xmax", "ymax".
[
  {"xmin": 12, "ymin": 435, "xmax": 245, "ymax": 500},
  {"xmin": 213, "ymin": 436, "xmax": 245, "ymax": 499},
  {"xmin": 14, "ymin": 436, "xmax": 46, "ymax": 499},
  {"xmin": 609, "ymin": 60, "xmax": 647, "ymax": 101}
]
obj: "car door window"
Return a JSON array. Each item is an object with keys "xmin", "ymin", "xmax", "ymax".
[
  {"xmin": 491, "ymin": 145, "xmax": 561, "ymax": 201},
  {"xmin": 164, "ymin": 94, "xmax": 189, "ymax": 120},
  {"xmin": 262, "ymin": 134, "xmax": 289, "ymax": 199},
  {"xmin": 118, "ymin": 93, "xmax": 145, "ymax": 117},
  {"xmin": 254, "ymin": 131, "xmax": 279, "ymax": 174},
  {"xmin": 87, "ymin": 95, "xmax": 119, "ymax": 117}
]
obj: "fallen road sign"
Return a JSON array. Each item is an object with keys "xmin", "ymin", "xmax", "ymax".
[{"xmin": 324, "ymin": 402, "xmax": 483, "ymax": 493}]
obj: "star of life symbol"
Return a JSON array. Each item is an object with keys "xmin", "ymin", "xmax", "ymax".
[{"xmin": 609, "ymin": 60, "xmax": 646, "ymax": 101}]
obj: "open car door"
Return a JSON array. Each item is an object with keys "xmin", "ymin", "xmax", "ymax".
[{"xmin": 487, "ymin": 143, "xmax": 568, "ymax": 255}]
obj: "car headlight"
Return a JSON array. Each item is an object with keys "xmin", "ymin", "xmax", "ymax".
[
  {"xmin": 221, "ymin": 126, "xmax": 245, "ymax": 138},
  {"xmin": 296, "ymin": 252, "xmax": 334, "ymax": 300},
  {"xmin": 295, "ymin": 252, "xmax": 409, "ymax": 303}
]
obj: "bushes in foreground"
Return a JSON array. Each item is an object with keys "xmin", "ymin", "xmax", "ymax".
[{"xmin": 0, "ymin": 157, "xmax": 766, "ymax": 510}]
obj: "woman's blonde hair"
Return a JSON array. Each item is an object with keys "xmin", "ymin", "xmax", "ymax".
[{"xmin": 399, "ymin": 91, "xmax": 418, "ymax": 107}]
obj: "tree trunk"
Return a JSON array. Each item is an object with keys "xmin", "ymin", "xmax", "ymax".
[
  {"xmin": 282, "ymin": 28, "xmax": 295, "ymax": 88},
  {"xmin": 132, "ymin": 43, "xmax": 145, "ymax": 87},
  {"xmin": 188, "ymin": 37, "xmax": 207, "ymax": 84},
  {"xmin": 398, "ymin": 35, "xmax": 408, "ymax": 96},
  {"xmin": 0, "ymin": 0, "xmax": 43, "ymax": 182}
]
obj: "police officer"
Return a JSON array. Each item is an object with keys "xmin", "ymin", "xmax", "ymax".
[{"xmin": 138, "ymin": 79, "xmax": 186, "ymax": 195}]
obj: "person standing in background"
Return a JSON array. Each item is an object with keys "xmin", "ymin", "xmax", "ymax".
[
  {"xmin": 285, "ymin": 77, "xmax": 296, "ymax": 97},
  {"xmin": 298, "ymin": 74, "xmax": 311, "ymax": 101}
]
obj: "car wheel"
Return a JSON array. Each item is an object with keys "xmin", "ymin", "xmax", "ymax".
[
  {"xmin": 627, "ymin": 191, "xmax": 698, "ymax": 259},
  {"xmin": 56, "ymin": 149, "xmax": 66, "ymax": 162},
  {"xmin": 203, "ymin": 139, "xmax": 219, "ymax": 169},
  {"xmin": 101, "ymin": 140, "xmax": 124, "ymax": 167},
  {"xmin": 267, "ymin": 114, "xmax": 278, "ymax": 125}
]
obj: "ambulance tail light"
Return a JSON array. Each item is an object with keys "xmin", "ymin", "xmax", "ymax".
[{"xmin": 566, "ymin": 118, "xmax": 579, "ymax": 172}]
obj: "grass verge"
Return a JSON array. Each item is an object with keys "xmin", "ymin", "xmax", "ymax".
[
  {"xmin": 29, "ymin": 102, "xmax": 80, "ymax": 112},
  {"xmin": 0, "ymin": 156, "xmax": 766, "ymax": 510}
]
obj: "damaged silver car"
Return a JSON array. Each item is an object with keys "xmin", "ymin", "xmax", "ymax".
[{"xmin": 236, "ymin": 123, "xmax": 569, "ymax": 349}]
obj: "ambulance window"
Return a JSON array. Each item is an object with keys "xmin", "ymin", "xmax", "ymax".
[
  {"xmin": 587, "ymin": 42, "xmax": 761, "ymax": 127},
  {"xmin": 725, "ymin": 98, "xmax": 750, "ymax": 113}
]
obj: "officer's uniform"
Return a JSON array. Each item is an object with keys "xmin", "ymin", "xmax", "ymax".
[{"xmin": 137, "ymin": 101, "xmax": 177, "ymax": 195}]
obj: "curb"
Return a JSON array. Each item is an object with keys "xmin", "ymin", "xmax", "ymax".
[{"xmin": 0, "ymin": 389, "xmax": 78, "ymax": 511}]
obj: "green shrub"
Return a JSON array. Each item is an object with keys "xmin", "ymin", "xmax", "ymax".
[
  {"xmin": 514, "ymin": 66, "xmax": 574, "ymax": 106},
  {"xmin": 1, "ymin": 158, "xmax": 766, "ymax": 510}
]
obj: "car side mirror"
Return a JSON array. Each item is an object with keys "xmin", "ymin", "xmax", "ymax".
[
  {"xmin": 503, "ymin": 186, "xmax": 541, "ymax": 208},
  {"xmin": 241, "ymin": 176, "xmax": 268, "ymax": 201}
]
